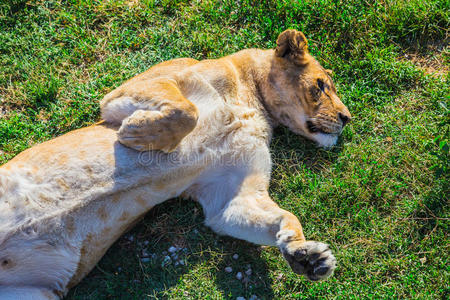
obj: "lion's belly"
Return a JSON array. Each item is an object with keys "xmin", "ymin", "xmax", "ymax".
[{"xmin": 1, "ymin": 124, "xmax": 207, "ymax": 218}]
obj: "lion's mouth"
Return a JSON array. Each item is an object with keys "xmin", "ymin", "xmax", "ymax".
[
  {"xmin": 306, "ymin": 120, "xmax": 333, "ymax": 134},
  {"xmin": 306, "ymin": 120, "xmax": 337, "ymax": 135}
]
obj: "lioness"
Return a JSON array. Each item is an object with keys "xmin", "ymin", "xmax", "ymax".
[{"xmin": 0, "ymin": 30, "xmax": 350, "ymax": 299}]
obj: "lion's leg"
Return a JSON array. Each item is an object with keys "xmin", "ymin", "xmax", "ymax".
[
  {"xmin": 200, "ymin": 173, "xmax": 337, "ymax": 281},
  {"xmin": 100, "ymin": 78, "xmax": 198, "ymax": 152}
]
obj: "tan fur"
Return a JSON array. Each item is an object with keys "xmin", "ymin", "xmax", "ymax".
[{"xmin": 0, "ymin": 30, "xmax": 350, "ymax": 299}]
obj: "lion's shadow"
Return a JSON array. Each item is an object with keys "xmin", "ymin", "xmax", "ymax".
[{"xmin": 270, "ymin": 126, "xmax": 344, "ymax": 182}]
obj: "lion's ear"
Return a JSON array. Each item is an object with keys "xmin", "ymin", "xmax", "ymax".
[{"xmin": 275, "ymin": 29, "xmax": 309, "ymax": 65}]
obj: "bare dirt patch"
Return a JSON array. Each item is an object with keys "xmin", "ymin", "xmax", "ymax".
[{"xmin": 403, "ymin": 41, "xmax": 449, "ymax": 77}]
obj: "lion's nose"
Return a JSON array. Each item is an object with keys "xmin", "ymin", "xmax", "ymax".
[{"xmin": 338, "ymin": 112, "xmax": 351, "ymax": 126}]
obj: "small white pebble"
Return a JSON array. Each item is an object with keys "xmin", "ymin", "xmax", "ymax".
[
  {"xmin": 236, "ymin": 297, "xmax": 246, "ymax": 300},
  {"xmin": 168, "ymin": 246, "xmax": 178, "ymax": 253},
  {"xmin": 233, "ymin": 254, "xmax": 239, "ymax": 260},
  {"xmin": 141, "ymin": 258, "xmax": 150, "ymax": 263},
  {"xmin": 161, "ymin": 256, "xmax": 171, "ymax": 267},
  {"xmin": 225, "ymin": 266, "xmax": 233, "ymax": 273},
  {"xmin": 245, "ymin": 268, "xmax": 252, "ymax": 276},
  {"xmin": 236, "ymin": 272, "xmax": 243, "ymax": 280}
]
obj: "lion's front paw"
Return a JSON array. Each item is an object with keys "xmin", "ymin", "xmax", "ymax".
[
  {"xmin": 117, "ymin": 110, "xmax": 184, "ymax": 152},
  {"xmin": 281, "ymin": 240, "xmax": 336, "ymax": 281}
]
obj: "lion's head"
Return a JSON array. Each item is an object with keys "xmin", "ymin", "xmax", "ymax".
[{"xmin": 261, "ymin": 30, "xmax": 351, "ymax": 147}]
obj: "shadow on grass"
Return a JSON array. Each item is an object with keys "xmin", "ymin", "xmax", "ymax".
[
  {"xmin": 67, "ymin": 199, "xmax": 274, "ymax": 299},
  {"xmin": 410, "ymin": 176, "xmax": 449, "ymax": 240},
  {"xmin": 271, "ymin": 126, "xmax": 344, "ymax": 170},
  {"xmin": 1, "ymin": 0, "xmax": 34, "ymax": 28},
  {"xmin": 3, "ymin": 0, "xmax": 27, "ymax": 14},
  {"xmin": 269, "ymin": 126, "xmax": 345, "ymax": 193}
]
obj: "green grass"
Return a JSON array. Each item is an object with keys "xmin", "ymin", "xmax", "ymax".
[{"xmin": 1, "ymin": 0, "xmax": 449, "ymax": 299}]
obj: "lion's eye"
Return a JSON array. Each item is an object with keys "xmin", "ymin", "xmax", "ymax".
[{"xmin": 317, "ymin": 79, "xmax": 325, "ymax": 92}]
